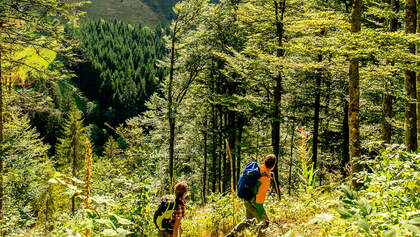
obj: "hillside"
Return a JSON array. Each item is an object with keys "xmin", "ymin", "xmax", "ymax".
[
  {"xmin": 2, "ymin": 0, "xmax": 420, "ymax": 236},
  {"xmin": 80, "ymin": 0, "xmax": 176, "ymax": 25}
]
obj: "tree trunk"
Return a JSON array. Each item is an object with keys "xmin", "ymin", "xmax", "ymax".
[
  {"xmin": 312, "ymin": 55, "xmax": 322, "ymax": 170},
  {"xmin": 218, "ymin": 106, "xmax": 223, "ymax": 193},
  {"xmin": 342, "ymin": 97, "xmax": 350, "ymax": 176},
  {"xmin": 203, "ymin": 120, "xmax": 208, "ymax": 204},
  {"xmin": 71, "ymin": 131, "xmax": 78, "ymax": 215},
  {"xmin": 211, "ymin": 104, "xmax": 217, "ymax": 193},
  {"xmin": 223, "ymin": 112, "xmax": 227, "ymax": 193},
  {"xmin": 390, "ymin": 0, "xmax": 399, "ymax": 32},
  {"xmin": 288, "ymin": 108, "xmax": 296, "ymax": 196},
  {"xmin": 405, "ymin": 0, "xmax": 417, "ymax": 152},
  {"xmin": 324, "ymin": 77, "xmax": 331, "ymax": 129},
  {"xmin": 45, "ymin": 195, "xmax": 48, "ymax": 235},
  {"xmin": 349, "ymin": 0, "xmax": 362, "ymax": 186},
  {"xmin": 0, "ymin": 48, "xmax": 3, "ymax": 229},
  {"xmin": 272, "ymin": 0, "xmax": 286, "ymax": 199},
  {"xmin": 382, "ymin": 83, "xmax": 393, "ymax": 144},
  {"xmin": 416, "ymin": 0, "xmax": 420, "ymax": 146},
  {"xmin": 381, "ymin": 0, "xmax": 399, "ymax": 145},
  {"xmin": 168, "ymin": 19, "xmax": 178, "ymax": 188},
  {"xmin": 169, "ymin": 118, "xmax": 175, "ymax": 189},
  {"xmin": 236, "ymin": 116, "xmax": 244, "ymax": 186},
  {"xmin": 228, "ymin": 111, "xmax": 236, "ymax": 190}
]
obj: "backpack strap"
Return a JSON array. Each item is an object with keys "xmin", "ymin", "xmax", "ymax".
[{"xmin": 261, "ymin": 172, "xmax": 269, "ymax": 177}]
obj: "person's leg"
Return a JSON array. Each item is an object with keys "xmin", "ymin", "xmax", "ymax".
[
  {"xmin": 157, "ymin": 230, "xmax": 167, "ymax": 237},
  {"xmin": 256, "ymin": 210, "xmax": 270, "ymax": 237},
  {"xmin": 225, "ymin": 200, "xmax": 258, "ymax": 236},
  {"xmin": 157, "ymin": 230, "xmax": 172, "ymax": 237}
]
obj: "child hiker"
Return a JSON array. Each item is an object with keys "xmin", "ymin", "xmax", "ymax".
[{"xmin": 155, "ymin": 182, "xmax": 188, "ymax": 237}]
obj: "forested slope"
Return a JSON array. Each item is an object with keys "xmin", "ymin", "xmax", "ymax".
[
  {"xmin": 78, "ymin": 0, "xmax": 176, "ymax": 25},
  {"xmin": 67, "ymin": 19, "xmax": 168, "ymax": 150},
  {"xmin": 0, "ymin": 0, "xmax": 419, "ymax": 236}
]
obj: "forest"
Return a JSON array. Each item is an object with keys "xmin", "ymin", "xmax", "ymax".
[{"xmin": 0, "ymin": 0, "xmax": 419, "ymax": 236}]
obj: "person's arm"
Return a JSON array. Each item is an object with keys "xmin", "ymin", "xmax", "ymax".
[{"xmin": 172, "ymin": 218, "xmax": 181, "ymax": 237}]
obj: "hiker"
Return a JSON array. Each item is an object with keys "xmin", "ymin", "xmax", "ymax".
[
  {"xmin": 155, "ymin": 182, "xmax": 188, "ymax": 237},
  {"xmin": 225, "ymin": 154, "xmax": 277, "ymax": 237}
]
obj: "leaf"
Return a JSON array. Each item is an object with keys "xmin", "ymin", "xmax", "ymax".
[
  {"xmin": 108, "ymin": 213, "xmax": 132, "ymax": 225},
  {"xmin": 63, "ymin": 230, "xmax": 81, "ymax": 237},
  {"xmin": 101, "ymin": 229, "xmax": 118, "ymax": 236},
  {"xmin": 116, "ymin": 216, "xmax": 133, "ymax": 225},
  {"xmin": 79, "ymin": 219, "xmax": 93, "ymax": 229},
  {"xmin": 340, "ymin": 185, "xmax": 357, "ymax": 200},
  {"xmin": 358, "ymin": 200, "xmax": 371, "ymax": 217},
  {"xmin": 405, "ymin": 224, "xmax": 420, "ymax": 235},
  {"xmin": 90, "ymin": 196, "xmax": 113, "ymax": 206},
  {"xmin": 337, "ymin": 208, "xmax": 354, "ymax": 219},
  {"xmin": 358, "ymin": 219, "xmax": 370, "ymax": 233},
  {"xmin": 48, "ymin": 178, "xmax": 58, "ymax": 184},
  {"xmin": 383, "ymin": 228, "xmax": 397, "ymax": 237},
  {"xmin": 342, "ymin": 199, "xmax": 358, "ymax": 206},
  {"xmin": 67, "ymin": 176, "xmax": 85, "ymax": 185},
  {"xmin": 281, "ymin": 230, "xmax": 293, "ymax": 237},
  {"xmin": 116, "ymin": 228, "xmax": 133, "ymax": 237},
  {"xmin": 85, "ymin": 209, "xmax": 97, "ymax": 219},
  {"xmin": 408, "ymin": 217, "xmax": 420, "ymax": 225},
  {"xmin": 96, "ymin": 218, "xmax": 116, "ymax": 230}
]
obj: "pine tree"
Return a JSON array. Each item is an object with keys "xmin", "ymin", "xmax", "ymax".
[
  {"xmin": 2, "ymin": 109, "xmax": 51, "ymax": 233},
  {"xmin": 71, "ymin": 19, "xmax": 167, "ymax": 126},
  {"xmin": 55, "ymin": 107, "xmax": 87, "ymax": 215}
]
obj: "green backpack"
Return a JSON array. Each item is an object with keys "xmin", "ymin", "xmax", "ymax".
[{"xmin": 154, "ymin": 195, "xmax": 176, "ymax": 231}]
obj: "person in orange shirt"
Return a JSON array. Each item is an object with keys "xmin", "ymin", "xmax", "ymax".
[{"xmin": 225, "ymin": 154, "xmax": 277, "ymax": 237}]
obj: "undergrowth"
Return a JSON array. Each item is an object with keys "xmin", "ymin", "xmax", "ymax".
[{"xmin": 182, "ymin": 145, "xmax": 419, "ymax": 237}]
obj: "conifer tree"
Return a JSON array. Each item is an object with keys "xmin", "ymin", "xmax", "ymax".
[
  {"xmin": 2, "ymin": 109, "xmax": 50, "ymax": 234},
  {"xmin": 55, "ymin": 107, "xmax": 86, "ymax": 215}
]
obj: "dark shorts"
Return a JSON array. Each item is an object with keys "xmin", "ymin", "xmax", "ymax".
[{"xmin": 157, "ymin": 229, "xmax": 173, "ymax": 236}]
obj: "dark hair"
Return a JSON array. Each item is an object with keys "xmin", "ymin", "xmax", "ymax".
[
  {"xmin": 174, "ymin": 182, "xmax": 188, "ymax": 199},
  {"xmin": 265, "ymin": 154, "xmax": 277, "ymax": 169}
]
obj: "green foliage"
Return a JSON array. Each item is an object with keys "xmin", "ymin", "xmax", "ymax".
[
  {"xmin": 0, "ymin": 0, "xmax": 86, "ymax": 76},
  {"xmin": 110, "ymin": 177, "xmax": 159, "ymax": 235},
  {"xmin": 338, "ymin": 145, "xmax": 420, "ymax": 235},
  {"xmin": 295, "ymin": 126, "xmax": 318, "ymax": 193},
  {"xmin": 102, "ymin": 136, "xmax": 122, "ymax": 160},
  {"xmin": 3, "ymin": 0, "xmax": 420, "ymax": 236},
  {"xmin": 2, "ymin": 103, "xmax": 62, "ymax": 234},
  {"xmin": 39, "ymin": 174, "xmax": 134, "ymax": 236},
  {"xmin": 2, "ymin": 106, "xmax": 52, "ymax": 233},
  {"xmin": 55, "ymin": 107, "xmax": 87, "ymax": 174},
  {"xmin": 182, "ymin": 193, "xmax": 245, "ymax": 236},
  {"xmin": 70, "ymin": 19, "xmax": 167, "ymax": 125}
]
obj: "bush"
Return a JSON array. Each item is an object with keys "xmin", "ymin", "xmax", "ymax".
[{"xmin": 338, "ymin": 145, "xmax": 420, "ymax": 236}]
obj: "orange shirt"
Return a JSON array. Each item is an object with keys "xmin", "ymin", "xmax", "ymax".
[{"xmin": 256, "ymin": 164, "xmax": 271, "ymax": 204}]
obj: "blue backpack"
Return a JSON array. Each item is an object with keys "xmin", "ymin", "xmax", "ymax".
[{"xmin": 237, "ymin": 162, "xmax": 261, "ymax": 200}]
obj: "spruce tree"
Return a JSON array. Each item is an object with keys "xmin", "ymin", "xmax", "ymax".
[{"xmin": 55, "ymin": 107, "xmax": 86, "ymax": 215}]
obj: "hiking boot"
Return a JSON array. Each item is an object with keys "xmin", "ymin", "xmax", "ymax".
[{"xmin": 224, "ymin": 232, "xmax": 236, "ymax": 237}]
